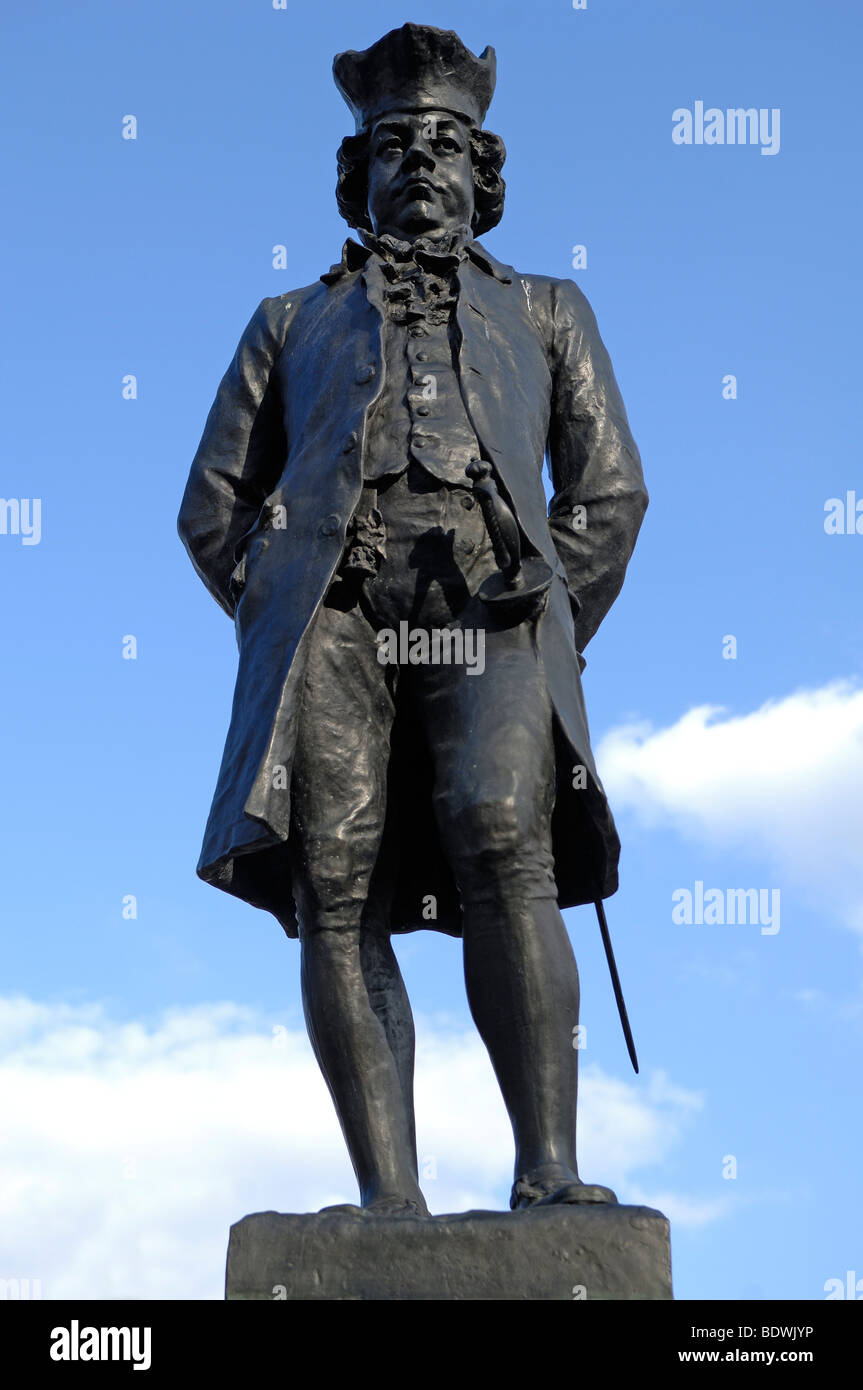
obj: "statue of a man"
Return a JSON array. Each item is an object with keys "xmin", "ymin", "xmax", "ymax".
[{"xmin": 178, "ymin": 24, "xmax": 647, "ymax": 1217}]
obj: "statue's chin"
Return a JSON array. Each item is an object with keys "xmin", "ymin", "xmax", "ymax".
[
  {"xmin": 393, "ymin": 221, "xmax": 439, "ymax": 238},
  {"xmin": 375, "ymin": 205, "xmax": 453, "ymax": 240}
]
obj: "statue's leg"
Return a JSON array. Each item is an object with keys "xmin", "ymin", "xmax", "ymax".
[
  {"xmin": 298, "ymin": 928, "xmax": 426, "ymax": 1213},
  {"xmin": 359, "ymin": 924, "xmax": 419, "ymax": 1161},
  {"xmin": 289, "ymin": 601, "xmax": 427, "ymax": 1215},
  {"xmin": 424, "ymin": 606, "xmax": 615, "ymax": 1206}
]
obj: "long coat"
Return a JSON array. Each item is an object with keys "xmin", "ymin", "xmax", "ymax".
[{"xmin": 178, "ymin": 238, "xmax": 647, "ymax": 938}]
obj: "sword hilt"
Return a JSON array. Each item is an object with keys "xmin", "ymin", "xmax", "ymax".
[
  {"xmin": 466, "ymin": 458, "xmax": 522, "ymax": 584},
  {"xmin": 466, "ymin": 458, "xmax": 552, "ymax": 621}
]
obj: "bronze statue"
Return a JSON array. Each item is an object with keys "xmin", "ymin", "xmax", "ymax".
[{"xmin": 179, "ymin": 23, "xmax": 647, "ymax": 1217}]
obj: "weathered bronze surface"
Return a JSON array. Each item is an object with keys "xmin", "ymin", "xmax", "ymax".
[{"xmin": 179, "ymin": 23, "xmax": 647, "ymax": 1219}]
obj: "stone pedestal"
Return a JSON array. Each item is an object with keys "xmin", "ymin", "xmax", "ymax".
[{"xmin": 225, "ymin": 1205, "xmax": 672, "ymax": 1301}]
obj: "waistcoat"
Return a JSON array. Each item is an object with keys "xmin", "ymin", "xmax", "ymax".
[{"xmin": 361, "ymin": 242, "xmax": 481, "ymax": 486}]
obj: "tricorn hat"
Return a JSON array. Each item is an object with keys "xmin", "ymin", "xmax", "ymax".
[{"xmin": 333, "ymin": 22, "xmax": 496, "ymax": 133}]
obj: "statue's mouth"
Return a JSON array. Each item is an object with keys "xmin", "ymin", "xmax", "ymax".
[{"xmin": 401, "ymin": 179, "xmax": 438, "ymax": 200}]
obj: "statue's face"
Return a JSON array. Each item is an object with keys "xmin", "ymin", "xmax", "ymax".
[{"xmin": 366, "ymin": 109, "xmax": 475, "ymax": 240}]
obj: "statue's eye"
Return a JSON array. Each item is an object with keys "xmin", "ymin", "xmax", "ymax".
[
  {"xmin": 378, "ymin": 138, "xmax": 403, "ymax": 156},
  {"xmin": 434, "ymin": 138, "xmax": 460, "ymax": 153}
]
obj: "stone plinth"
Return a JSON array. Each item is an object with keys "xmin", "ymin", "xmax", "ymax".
[{"xmin": 225, "ymin": 1205, "xmax": 672, "ymax": 1301}]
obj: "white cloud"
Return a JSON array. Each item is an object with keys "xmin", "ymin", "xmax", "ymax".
[
  {"xmin": 0, "ymin": 996, "xmax": 709, "ymax": 1299},
  {"xmin": 597, "ymin": 680, "xmax": 863, "ymax": 933}
]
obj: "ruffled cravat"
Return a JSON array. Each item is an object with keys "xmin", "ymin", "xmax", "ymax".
[
  {"xmin": 358, "ymin": 226, "xmax": 469, "ymax": 327},
  {"xmin": 358, "ymin": 225, "xmax": 469, "ymax": 273}
]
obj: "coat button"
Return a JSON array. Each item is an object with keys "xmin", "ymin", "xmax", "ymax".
[
  {"xmin": 415, "ymin": 405, "xmax": 430, "ymax": 416},
  {"xmin": 319, "ymin": 515, "xmax": 340, "ymax": 537},
  {"xmin": 460, "ymin": 494, "xmax": 475, "ymax": 510},
  {"xmin": 414, "ymin": 350, "xmax": 429, "ymax": 362},
  {"xmin": 355, "ymin": 365, "xmax": 375, "ymax": 384},
  {"xmin": 343, "ymin": 432, "xmax": 358, "ymax": 453}
]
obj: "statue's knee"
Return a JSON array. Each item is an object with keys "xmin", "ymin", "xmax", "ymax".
[
  {"xmin": 295, "ymin": 880, "xmax": 355, "ymax": 926},
  {"xmin": 446, "ymin": 797, "xmax": 523, "ymax": 875},
  {"xmin": 292, "ymin": 849, "xmax": 369, "ymax": 937},
  {"xmin": 442, "ymin": 794, "xmax": 557, "ymax": 903}
]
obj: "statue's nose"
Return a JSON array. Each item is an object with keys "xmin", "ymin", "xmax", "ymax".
[{"xmin": 401, "ymin": 144, "xmax": 435, "ymax": 174}]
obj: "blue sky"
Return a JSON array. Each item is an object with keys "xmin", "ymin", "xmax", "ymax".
[{"xmin": 1, "ymin": 0, "xmax": 862, "ymax": 1300}]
